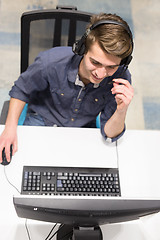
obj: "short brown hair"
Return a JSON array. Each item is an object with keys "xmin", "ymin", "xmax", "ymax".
[{"xmin": 85, "ymin": 13, "xmax": 133, "ymax": 60}]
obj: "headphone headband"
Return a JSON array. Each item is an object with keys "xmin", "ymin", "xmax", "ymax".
[
  {"xmin": 90, "ymin": 20, "xmax": 133, "ymax": 38},
  {"xmin": 72, "ymin": 19, "xmax": 133, "ymax": 66}
]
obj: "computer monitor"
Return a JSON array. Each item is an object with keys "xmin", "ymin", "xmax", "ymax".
[{"xmin": 13, "ymin": 195, "xmax": 160, "ymax": 240}]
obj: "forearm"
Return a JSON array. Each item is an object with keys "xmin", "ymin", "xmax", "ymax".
[
  {"xmin": 104, "ymin": 77, "xmax": 134, "ymax": 139},
  {"xmin": 5, "ymin": 98, "xmax": 26, "ymax": 129},
  {"xmin": 0, "ymin": 98, "xmax": 26, "ymax": 161},
  {"xmin": 104, "ymin": 109, "xmax": 127, "ymax": 139}
]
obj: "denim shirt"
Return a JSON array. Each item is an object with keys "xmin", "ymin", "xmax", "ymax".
[{"xmin": 9, "ymin": 46, "xmax": 131, "ymax": 142}]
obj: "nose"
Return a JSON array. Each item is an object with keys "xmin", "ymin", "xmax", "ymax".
[{"xmin": 95, "ymin": 67, "xmax": 107, "ymax": 79}]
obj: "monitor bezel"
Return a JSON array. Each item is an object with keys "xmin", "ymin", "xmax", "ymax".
[{"xmin": 13, "ymin": 195, "xmax": 160, "ymax": 226}]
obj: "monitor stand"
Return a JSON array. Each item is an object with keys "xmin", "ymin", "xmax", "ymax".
[{"xmin": 57, "ymin": 224, "xmax": 103, "ymax": 240}]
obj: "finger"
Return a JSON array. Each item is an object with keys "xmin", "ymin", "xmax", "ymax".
[
  {"xmin": 115, "ymin": 93, "xmax": 132, "ymax": 106},
  {"xmin": 5, "ymin": 143, "xmax": 11, "ymax": 162},
  {"xmin": 0, "ymin": 149, "xmax": 2, "ymax": 163},
  {"xmin": 112, "ymin": 84, "xmax": 134, "ymax": 99},
  {"xmin": 12, "ymin": 141, "xmax": 18, "ymax": 156},
  {"xmin": 112, "ymin": 84, "xmax": 126, "ymax": 95},
  {"xmin": 0, "ymin": 144, "xmax": 5, "ymax": 163},
  {"xmin": 115, "ymin": 90, "xmax": 133, "ymax": 105},
  {"xmin": 113, "ymin": 78, "xmax": 131, "ymax": 87}
]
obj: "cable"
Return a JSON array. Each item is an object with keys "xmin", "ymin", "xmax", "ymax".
[
  {"xmin": 3, "ymin": 167, "xmax": 32, "ymax": 239},
  {"xmin": 45, "ymin": 223, "xmax": 57, "ymax": 240},
  {"xmin": 115, "ymin": 140, "xmax": 120, "ymax": 173},
  {"xmin": 3, "ymin": 166, "xmax": 21, "ymax": 194},
  {"xmin": 47, "ymin": 224, "xmax": 65, "ymax": 240},
  {"xmin": 25, "ymin": 219, "xmax": 60, "ymax": 240},
  {"xmin": 25, "ymin": 220, "xmax": 62, "ymax": 240},
  {"xmin": 25, "ymin": 219, "xmax": 32, "ymax": 240}
]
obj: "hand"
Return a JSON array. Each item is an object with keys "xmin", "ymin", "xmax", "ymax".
[
  {"xmin": 111, "ymin": 78, "xmax": 134, "ymax": 113},
  {"xmin": 0, "ymin": 126, "xmax": 18, "ymax": 163}
]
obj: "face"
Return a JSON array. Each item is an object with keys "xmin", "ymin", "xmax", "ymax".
[{"xmin": 79, "ymin": 42, "xmax": 121, "ymax": 85}]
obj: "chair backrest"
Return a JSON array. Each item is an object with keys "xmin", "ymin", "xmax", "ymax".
[
  {"xmin": 21, "ymin": 5, "xmax": 92, "ymax": 73},
  {"xmin": 0, "ymin": 6, "xmax": 94, "ymax": 126}
]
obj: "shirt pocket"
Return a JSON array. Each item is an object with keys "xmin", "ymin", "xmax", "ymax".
[
  {"xmin": 83, "ymin": 95, "xmax": 106, "ymax": 116},
  {"xmin": 51, "ymin": 88, "xmax": 74, "ymax": 109}
]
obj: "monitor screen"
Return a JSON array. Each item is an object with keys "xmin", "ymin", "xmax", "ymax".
[{"xmin": 13, "ymin": 195, "xmax": 160, "ymax": 226}]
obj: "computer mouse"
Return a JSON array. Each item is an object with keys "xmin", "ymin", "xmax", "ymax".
[{"xmin": 1, "ymin": 145, "xmax": 13, "ymax": 166}]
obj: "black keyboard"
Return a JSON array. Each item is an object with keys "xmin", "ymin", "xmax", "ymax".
[{"xmin": 21, "ymin": 166, "xmax": 121, "ymax": 197}]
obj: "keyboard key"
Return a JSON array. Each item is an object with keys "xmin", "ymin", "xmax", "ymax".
[{"xmin": 57, "ymin": 180, "xmax": 63, "ymax": 188}]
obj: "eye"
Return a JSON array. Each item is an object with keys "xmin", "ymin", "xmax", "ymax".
[
  {"xmin": 107, "ymin": 65, "xmax": 118, "ymax": 70},
  {"xmin": 90, "ymin": 58, "xmax": 101, "ymax": 66},
  {"xmin": 108, "ymin": 66, "xmax": 116, "ymax": 69}
]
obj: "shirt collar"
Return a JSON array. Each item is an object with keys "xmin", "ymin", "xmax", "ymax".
[
  {"xmin": 75, "ymin": 74, "xmax": 85, "ymax": 87},
  {"xmin": 75, "ymin": 74, "xmax": 99, "ymax": 88},
  {"xmin": 67, "ymin": 54, "xmax": 99, "ymax": 88}
]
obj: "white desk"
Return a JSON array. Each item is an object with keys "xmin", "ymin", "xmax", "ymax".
[{"xmin": 0, "ymin": 125, "xmax": 160, "ymax": 240}]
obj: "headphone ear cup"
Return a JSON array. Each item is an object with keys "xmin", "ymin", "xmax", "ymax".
[
  {"xmin": 72, "ymin": 40, "xmax": 85, "ymax": 56},
  {"xmin": 72, "ymin": 35, "xmax": 86, "ymax": 56},
  {"xmin": 72, "ymin": 41, "xmax": 79, "ymax": 54},
  {"xmin": 77, "ymin": 43, "xmax": 85, "ymax": 56},
  {"xmin": 121, "ymin": 55, "xmax": 132, "ymax": 66}
]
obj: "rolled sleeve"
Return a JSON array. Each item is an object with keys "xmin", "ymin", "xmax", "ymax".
[
  {"xmin": 101, "ymin": 124, "xmax": 126, "ymax": 142},
  {"xmin": 9, "ymin": 81, "xmax": 30, "ymax": 103}
]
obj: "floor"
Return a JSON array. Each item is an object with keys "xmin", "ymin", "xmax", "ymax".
[{"xmin": 0, "ymin": 0, "xmax": 160, "ymax": 130}]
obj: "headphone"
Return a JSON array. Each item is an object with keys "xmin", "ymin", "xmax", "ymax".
[{"xmin": 72, "ymin": 20, "xmax": 133, "ymax": 67}]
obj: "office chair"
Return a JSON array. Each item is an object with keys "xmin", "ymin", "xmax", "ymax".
[{"xmin": 0, "ymin": 6, "xmax": 100, "ymax": 127}]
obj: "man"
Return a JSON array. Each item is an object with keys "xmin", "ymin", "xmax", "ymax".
[{"xmin": 0, "ymin": 13, "xmax": 134, "ymax": 163}]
